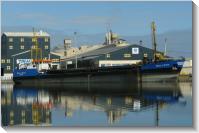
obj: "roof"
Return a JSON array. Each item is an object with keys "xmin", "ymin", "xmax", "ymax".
[
  {"xmin": 65, "ymin": 44, "xmax": 131, "ymax": 60},
  {"xmin": 2, "ymin": 31, "xmax": 50, "ymax": 37},
  {"xmin": 64, "ymin": 44, "xmax": 163, "ymax": 61},
  {"xmin": 50, "ymin": 52, "xmax": 62, "ymax": 57}
]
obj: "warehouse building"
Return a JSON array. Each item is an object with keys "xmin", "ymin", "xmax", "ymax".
[
  {"xmin": 62, "ymin": 43, "xmax": 163, "ymax": 69},
  {"xmin": 1, "ymin": 31, "xmax": 60, "ymax": 74}
]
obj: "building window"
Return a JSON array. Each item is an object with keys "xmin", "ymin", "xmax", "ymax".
[
  {"xmin": 32, "ymin": 38, "xmax": 36, "ymax": 42},
  {"xmin": 31, "ymin": 45, "xmax": 36, "ymax": 49},
  {"xmin": 9, "ymin": 45, "xmax": 13, "ymax": 49},
  {"xmin": 45, "ymin": 38, "xmax": 49, "ymax": 42},
  {"xmin": 7, "ymin": 66, "xmax": 11, "ymax": 70},
  {"xmin": 144, "ymin": 53, "xmax": 148, "ymax": 57},
  {"xmin": 20, "ymin": 45, "xmax": 25, "ymax": 50},
  {"xmin": 124, "ymin": 53, "xmax": 131, "ymax": 58},
  {"xmin": 1, "ymin": 59, "xmax": 5, "ymax": 63},
  {"xmin": 20, "ymin": 38, "xmax": 24, "ymax": 42},
  {"xmin": 9, "ymin": 38, "xmax": 13, "ymax": 42},
  {"xmin": 45, "ymin": 45, "xmax": 49, "ymax": 49},
  {"xmin": 106, "ymin": 54, "xmax": 110, "ymax": 58},
  {"xmin": 52, "ymin": 59, "xmax": 59, "ymax": 62},
  {"xmin": 7, "ymin": 59, "xmax": 11, "ymax": 63}
]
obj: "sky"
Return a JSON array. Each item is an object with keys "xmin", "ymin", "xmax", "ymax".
[{"xmin": 1, "ymin": 1, "xmax": 192, "ymax": 36}]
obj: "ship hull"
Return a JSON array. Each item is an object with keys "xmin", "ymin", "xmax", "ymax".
[
  {"xmin": 13, "ymin": 60, "xmax": 184, "ymax": 86},
  {"xmin": 141, "ymin": 68, "xmax": 181, "ymax": 82},
  {"xmin": 13, "ymin": 66, "xmax": 139, "ymax": 85}
]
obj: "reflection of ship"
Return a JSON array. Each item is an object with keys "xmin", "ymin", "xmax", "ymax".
[{"xmin": 1, "ymin": 82, "xmax": 188, "ymax": 126}]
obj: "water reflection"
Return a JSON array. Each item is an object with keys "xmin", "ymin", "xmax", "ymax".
[{"xmin": 1, "ymin": 82, "xmax": 192, "ymax": 126}]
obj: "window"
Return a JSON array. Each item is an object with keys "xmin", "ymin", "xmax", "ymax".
[
  {"xmin": 20, "ymin": 38, "xmax": 24, "ymax": 42},
  {"xmin": 32, "ymin": 38, "xmax": 36, "ymax": 42},
  {"xmin": 31, "ymin": 45, "xmax": 36, "ymax": 49},
  {"xmin": 124, "ymin": 53, "xmax": 131, "ymax": 58},
  {"xmin": 9, "ymin": 38, "xmax": 13, "ymax": 42},
  {"xmin": 20, "ymin": 45, "xmax": 25, "ymax": 49},
  {"xmin": 7, "ymin": 66, "xmax": 11, "ymax": 70},
  {"xmin": 144, "ymin": 53, "xmax": 148, "ymax": 57},
  {"xmin": 1, "ymin": 59, "xmax": 5, "ymax": 63},
  {"xmin": 9, "ymin": 45, "xmax": 13, "ymax": 49},
  {"xmin": 106, "ymin": 54, "xmax": 110, "ymax": 58},
  {"xmin": 45, "ymin": 37, "xmax": 49, "ymax": 42},
  {"xmin": 45, "ymin": 45, "xmax": 49, "ymax": 49},
  {"xmin": 7, "ymin": 59, "xmax": 10, "ymax": 63},
  {"xmin": 52, "ymin": 59, "xmax": 59, "ymax": 62}
]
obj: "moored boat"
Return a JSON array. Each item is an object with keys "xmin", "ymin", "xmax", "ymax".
[{"xmin": 13, "ymin": 59, "xmax": 184, "ymax": 85}]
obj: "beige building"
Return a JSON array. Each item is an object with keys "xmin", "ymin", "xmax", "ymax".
[
  {"xmin": 180, "ymin": 59, "xmax": 192, "ymax": 75},
  {"xmin": 53, "ymin": 43, "xmax": 105, "ymax": 58}
]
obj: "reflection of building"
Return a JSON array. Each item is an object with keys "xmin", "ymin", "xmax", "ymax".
[
  {"xmin": 58, "ymin": 94, "xmax": 155, "ymax": 124},
  {"xmin": 1, "ymin": 89, "xmax": 52, "ymax": 126},
  {"xmin": 1, "ymin": 82, "xmax": 188, "ymax": 126}
]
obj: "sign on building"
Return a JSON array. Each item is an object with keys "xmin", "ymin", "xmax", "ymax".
[
  {"xmin": 67, "ymin": 61, "xmax": 73, "ymax": 65},
  {"xmin": 16, "ymin": 59, "xmax": 32, "ymax": 64},
  {"xmin": 64, "ymin": 39, "xmax": 72, "ymax": 44},
  {"xmin": 132, "ymin": 48, "xmax": 139, "ymax": 54}
]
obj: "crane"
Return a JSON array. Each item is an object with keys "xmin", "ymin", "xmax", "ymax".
[{"xmin": 31, "ymin": 28, "xmax": 42, "ymax": 64}]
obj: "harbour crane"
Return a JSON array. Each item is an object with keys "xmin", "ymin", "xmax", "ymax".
[{"xmin": 31, "ymin": 28, "xmax": 43, "ymax": 64}]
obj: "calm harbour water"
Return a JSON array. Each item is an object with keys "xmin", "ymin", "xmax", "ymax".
[{"xmin": 1, "ymin": 82, "xmax": 192, "ymax": 127}]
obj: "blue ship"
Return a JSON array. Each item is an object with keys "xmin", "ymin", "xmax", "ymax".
[{"xmin": 13, "ymin": 59, "xmax": 184, "ymax": 85}]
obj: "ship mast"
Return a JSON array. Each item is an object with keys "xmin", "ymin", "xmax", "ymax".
[{"xmin": 151, "ymin": 21, "xmax": 157, "ymax": 62}]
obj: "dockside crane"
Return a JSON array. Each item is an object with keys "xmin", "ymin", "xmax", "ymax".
[{"xmin": 31, "ymin": 28, "xmax": 43, "ymax": 64}]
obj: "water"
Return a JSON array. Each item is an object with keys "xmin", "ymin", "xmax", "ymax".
[{"xmin": 1, "ymin": 82, "xmax": 192, "ymax": 127}]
